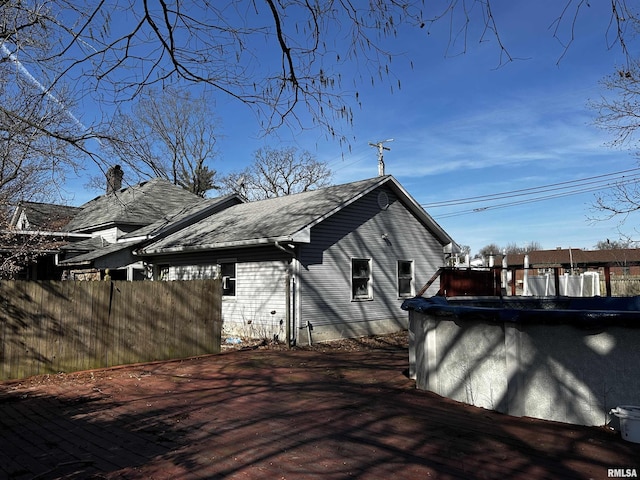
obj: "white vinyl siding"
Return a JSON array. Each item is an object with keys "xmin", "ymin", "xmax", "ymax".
[
  {"xmin": 157, "ymin": 260, "xmax": 289, "ymax": 339},
  {"xmin": 221, "ymin": 261, "xmax": 289, "ymax": 339},
  {"xmin": 90, "ymin": 227, "xmax": 120, "ymax": 243},
  {"xmin": 160, "ymin": 264, "xmax": 218, "ymax": 280}
]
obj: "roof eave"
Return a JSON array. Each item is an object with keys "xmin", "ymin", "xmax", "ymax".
[
  {"xmin": 1, "ymin": 229, "xmax": 93, "ymax": 239},
  {"xmin": 58, "ymin": 258, "xmax": 93, "ymax": 267},
  {"xmin": 136, "ymin": 235, "xmax": 306, "ymax": 257},
  {"xmin": 384, "ymin": 176, "xmax": 456, "ymax": 248}
]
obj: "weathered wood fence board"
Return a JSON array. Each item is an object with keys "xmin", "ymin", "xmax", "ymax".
[
  {"xmin": 0, "ymin": 280, "xmax": 221, "ymax": 381},
  {"xmin": 601, "ymin": 276, "xmax": 640, "ymax": 297}
]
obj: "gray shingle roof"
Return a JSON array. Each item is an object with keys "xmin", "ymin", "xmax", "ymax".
[
  {"xmin": 120, "ymin": 194, "xmax": 244, "ymax": 240},
  {"xmin": 12, "ymin": 201, "xmax": 82, "ymax": 230},
  {"xmin": 65, "ymin": 178, "xmax": 204, "ymax": 233},
  {"xmin": 56, "ymin": 194, "xmax": 244, "ymax": 267},
  {"xmin": 60, "ymin": 236, "xmax": 108, "ymax": 253},
  {"xmin": 140, "ymin": 176, "xmax": 454, "ymax": 254},
  {"xmin": 58, "ymin": 241, "xmax": 134, "ymax": 266}
]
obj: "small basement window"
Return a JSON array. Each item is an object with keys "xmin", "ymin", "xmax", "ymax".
[
  {"xmin": 397, "ymin": 260, "xmax": 414, "ymax": 298},
  {"xmin": 352, "ymin": 258, "xmax": 372, "ymax": 300}
]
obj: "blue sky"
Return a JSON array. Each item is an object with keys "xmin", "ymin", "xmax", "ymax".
[{"xmin": 70, "ymin": 2, "xmax": 640, "ymax": 255}]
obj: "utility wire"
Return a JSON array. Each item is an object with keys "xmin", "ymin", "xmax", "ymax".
[
  {"xmin": 430, "ymin": 169, "xmax": 640, "ymax": 219},
  {"xmin": 326, "ymin": 144, "xmax": 372, "ymax": 172},
  {"xmin": 423, "ymin": 167, "xmax": 640, "ymax": 208}
]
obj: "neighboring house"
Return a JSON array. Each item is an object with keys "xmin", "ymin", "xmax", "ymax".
[
  {"xmin": 2, "ymin": 201, "xmax": 86, "ymax": 279},
  {"xmin": 455, "ymin": 248, "xmax": 640, "ymax": 296},
  {"xmin": 3, "ymin": 166, "xmax": 234, "ymax": 280},
  {"xmin": 63, "ymin": 177, "xmax": 205, "ymax": 242},
  {"xmin": 10, "ymin": 201, "xmax": 82, "ymax": 232},
  {"xmin": 136, "ymin": 175, "xmax": 458, "ymax": 344},
  {"xmin": 501, "ymin": 247, "xmax": 640, "ymax": 276},
  {"xmin": 58, "ymin": 176, "xmax": 242, "ymax": 280}
]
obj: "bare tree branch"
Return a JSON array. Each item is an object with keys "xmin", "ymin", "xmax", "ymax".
[
  {"xmin": 219, "ymin": 146, "xmax": 332, "ymax": 201},
  {"xmin": 105, "ymin": 87, "xmax": 220, "ymax": 196},
  {"xmin": 5, "ymin": 0, "xmax": 634, "ymax": 152}
]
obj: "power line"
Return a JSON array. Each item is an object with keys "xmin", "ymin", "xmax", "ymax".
[
  {"xmin": 325, "ymin": 144, "xmax": 372, "ymax": 172},
  {"xmin": 423, "ymin": 167, "xmax": 640, "ymax": 208},
  {"xmin": 428, "ymin": 168, "xmax": 640, "ymax": 219}
]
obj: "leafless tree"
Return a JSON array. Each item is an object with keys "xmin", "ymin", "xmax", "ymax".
[
  {"xmin": 592, "ymin": 65, "xmax": 640, "ymax": 223},
  {"xmin": 475, "ymin": 241, "xmax": 542, "ymax": 259},
  {"xmin": 0, "ymin": 83, "xmax": 79, "ymax": 205},
  {"xmin": 594, "ymin": 67, "xmax": 640, "ymax": 150},
  {"xmin": 474, "ymin": 243, "xmax": 501, "ymax": 261},
  {"xmin": 1, "ymin": 33, "xmax": 84, "ymax": 278},
  {"xmin": 594, "ymin": 238, "xmax": 637, "ymax": 250},
  {"xmin": 3, "ymin": 0, "xmax": 637, "ymax": 157},
  {"xmin": 0, "ymin": 46, "xmax": 86, "ymax": 278},
  {"xmin": 220, "ymin": 147, "xmax": 332, "ymax": 201},
  {"xmin": 106, "ymin": 87, "xmax": 219, "ymax": 196},
  {"xmin": 504, "ymin": 241, "xmax": 543, "ymax": 254}
]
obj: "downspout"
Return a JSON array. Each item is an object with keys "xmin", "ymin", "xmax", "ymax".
[
  {"xmin": 274, "ymin": 241, "xmax": 297, "ymax": 346},
  {"xmin": 285, "ymin": 269, "xmax": 291, "ymax": 348}
]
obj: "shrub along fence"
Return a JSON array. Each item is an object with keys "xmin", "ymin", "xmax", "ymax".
[{"xmin": 0, "ymin": 279, "xmax": 222, "ymax": 381}]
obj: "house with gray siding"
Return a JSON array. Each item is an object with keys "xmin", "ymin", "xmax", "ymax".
[{"xmin": 137, "ymin": 175, "xmax": 458, "ymax": 344}]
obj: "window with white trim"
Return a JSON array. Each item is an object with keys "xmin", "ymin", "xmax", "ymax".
[
  {"xmin": 220, "ymin": 262, "xmax": 236, "ymax": 296},
  {"xmin": 351, "ymin": 258, "xmax": 372, "ymax": 300},
  {"xmin": 397, "ymin": 260, "xmax": 414, "ymax": 298}
]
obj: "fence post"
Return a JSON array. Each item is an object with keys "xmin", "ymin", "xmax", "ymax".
[{"xmin": 604, "ymin": 266, "xmax": 612, "ymax": 296}]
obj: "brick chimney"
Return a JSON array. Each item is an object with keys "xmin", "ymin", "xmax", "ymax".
[{"xmin": 106, "ymin": 165, "xmax": 123, "ymax": 194}]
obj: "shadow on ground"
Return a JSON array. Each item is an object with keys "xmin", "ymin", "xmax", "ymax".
[{"xmin": 1, "ymin": 339, "xmax": 638, "ymax": 479}]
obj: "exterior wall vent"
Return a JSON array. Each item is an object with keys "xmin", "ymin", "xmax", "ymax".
[{"xmin": 377, "ymin": 191, "xmax": 389, "ymax": 210}]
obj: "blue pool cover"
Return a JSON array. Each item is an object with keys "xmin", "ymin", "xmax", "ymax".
[{"xmin": 401, "ymin": 295, "xmax": 640, "ymax": 328}]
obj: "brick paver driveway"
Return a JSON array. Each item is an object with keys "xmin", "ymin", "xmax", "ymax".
[{"xmin": 1, "ymin": 340, "xmax": 638, "ymax": 479}]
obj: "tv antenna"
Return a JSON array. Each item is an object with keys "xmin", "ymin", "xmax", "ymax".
[{"xmin": 369, "ymin": 139, "xmax": 393, "ymax": 176}]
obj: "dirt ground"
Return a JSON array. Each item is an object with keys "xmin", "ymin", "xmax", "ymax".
[{"xmin": 221, "ymin": 330, "xmax": 410, "ymax": 353}]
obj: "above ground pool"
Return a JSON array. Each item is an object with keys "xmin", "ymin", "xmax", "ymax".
[{"xmin": 402, "ymin": 295, "xmax": 640, "ymax": 428}]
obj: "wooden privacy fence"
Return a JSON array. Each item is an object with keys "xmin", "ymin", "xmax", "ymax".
[
  {"xmin": 0, "ymin": 279, "xmax": 222, "ymax": 381},
  {"xmin": 602, "ymin": 276, "xmax": 640, "ymax": 297}
]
